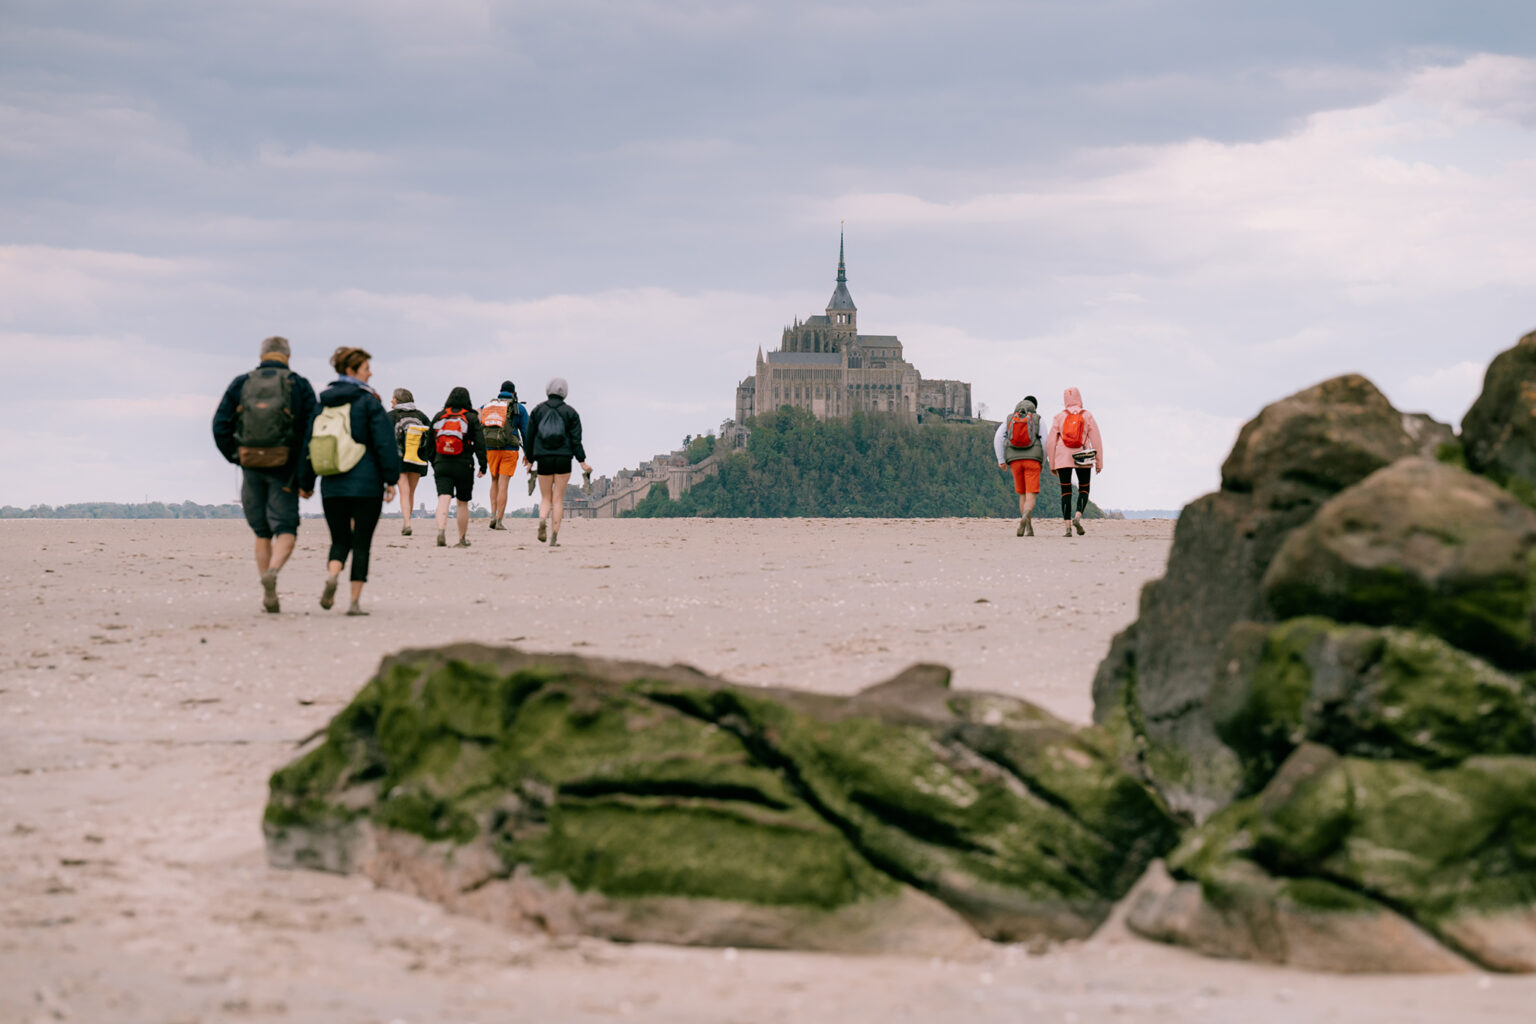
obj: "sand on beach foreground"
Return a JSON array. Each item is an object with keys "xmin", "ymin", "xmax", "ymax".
[{"xmin": 2, "ymin": 517, "xmax": 1532, "ymax": 1023}]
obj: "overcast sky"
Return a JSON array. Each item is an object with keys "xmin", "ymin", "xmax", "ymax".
[{"xmin": 3, "ymin": 1, "xmax": 1534, "ymax": 510}]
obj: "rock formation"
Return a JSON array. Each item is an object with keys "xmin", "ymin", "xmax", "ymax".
[
  {"xmin": 1102, "ymin": 335, "xmax": 1536, "ymax": 972},
  {"xmin": 1091, "ymin": 375, "xmax": 1442, "ymax": 819},
  {"xmin": 265, "ymin": 646, "xmax": 1178, "ymax": 954}
]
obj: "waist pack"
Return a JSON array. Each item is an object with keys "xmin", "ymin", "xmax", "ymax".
[{"xmin": 309, "ymin": 403, "xmax": 367, "ymax": 477}]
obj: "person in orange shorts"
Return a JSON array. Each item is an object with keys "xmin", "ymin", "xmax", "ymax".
[
  {"xmin": 994, "ymin": 395, "xmax": 1044, "ymax": 537},
  {"xmin": 479, "ymin": 380, "xmax": 529, "ymax": 530}
]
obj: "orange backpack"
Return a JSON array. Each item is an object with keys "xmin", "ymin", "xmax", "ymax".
[
  {"xmin": 435, "ymin": 409, "xmax": 470, "ymax": 455},
  {"xmin": 1008, "ymin": 411, "xmax": 1036, "ymax": 448},
  {"xmin": 1062, "ymin": 410, "xmax": 1086, "ymax": 449}
]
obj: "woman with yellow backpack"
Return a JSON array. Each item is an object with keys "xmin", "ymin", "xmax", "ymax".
[
  {"xmin": 388, "ymin": 388, "xmax": 432, "ymax": 535},
  {"xmin": 300, "ymin": 346, "xmax": 400, "ymax": 614}
]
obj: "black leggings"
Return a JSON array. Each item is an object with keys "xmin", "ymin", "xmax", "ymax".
[
  {"xmin": 1057, "ymin": 466, "xmax": 1092, "ymax": 519},
  {"xmin": 322, "ymin": 496, "xmax": 383, "ymax": 582}
]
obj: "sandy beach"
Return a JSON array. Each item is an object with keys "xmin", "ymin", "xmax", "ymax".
[{"xmin": 3, "ymin": 516, "xmax": 1533, "ymax": 1023}]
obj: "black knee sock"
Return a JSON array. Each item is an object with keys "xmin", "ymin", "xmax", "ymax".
[{"xmin": 1076, "ymin": 486, "xmax": 1090, "ymax": 515}]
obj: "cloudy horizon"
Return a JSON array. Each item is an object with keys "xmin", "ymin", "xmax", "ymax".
[{"xmin": 3, "ymin": 1, "xmax": 1533, "ymax": 511}]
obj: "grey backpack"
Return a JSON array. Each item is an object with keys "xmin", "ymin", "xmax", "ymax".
[{"xmin": 235, "ymin": 367, "xmax": 294, "ymax": 468}]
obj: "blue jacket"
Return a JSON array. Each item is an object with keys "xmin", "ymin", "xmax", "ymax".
[
  {"xmin": 300, "ymin": 377, "xmax": 402, "ymax": 498},
  {"xmin": 211, "ymin": 360, "xmax": 318, "ymax": 484}
]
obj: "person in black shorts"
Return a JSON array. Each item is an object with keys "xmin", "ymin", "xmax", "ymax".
[
  {"xmin": 525, "ymin": 377, "xmax": 591, "ymax": 548},
  {"xmin": 423, "ymin": 386, "xmax": 487, "ymax": 548}
]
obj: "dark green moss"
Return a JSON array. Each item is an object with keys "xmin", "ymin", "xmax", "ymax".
[
  {"xmin": 373, "ymin": 790, "xmax": 479, "ymax": 844},
  {"xmin": 519, "ymin": 798, "xmax": 896, "ymax": 909},
  {"xmin": 1435, "ymin": 442, "xmax": 1467, "ymax": 470}
]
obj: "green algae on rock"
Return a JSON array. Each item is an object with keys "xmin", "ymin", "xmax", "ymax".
[
  {"xmin": 265, "ymin": 646, "xmax": 1177, "ymax": 953},
  {"xmin": 1090, "ymin": 375, "xmax": 1444, "ymax": 821},
  {"xmin": 1261, "ymin": 458, "xmax": 1536, "ymax": 671},
  {"xmin": 1210, "ymin": 617, "xmax": 1536, "ymax": 794},
  {"xmin": 1130, "ymin": 743, "xmax": 1536, "ymax": 972}
]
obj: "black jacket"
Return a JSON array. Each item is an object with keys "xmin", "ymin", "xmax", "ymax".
[
  {"xmin": 423, "ymin": 407, "xmax": 489, "ymax": 474},
  {"xmin": 526, "ymin": 396, "xmax": 586, "ymax": 463},
  {"xmin": 299, "ymin": 378, "xmax": 401, "ymax": 497},
  {"xmin": 211, "ymin": 360, "xmax": 318, "ymax": 484}
]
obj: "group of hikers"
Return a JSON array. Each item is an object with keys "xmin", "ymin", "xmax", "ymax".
[
  {"xmin": 993, "ymin": 388, "xmax": 1105, "ymax": 537},
  {"xmin": 213, "ymin": 335, "xmax": 1105, "ymax": 615},
  {"xmin": 212, "ymin": 336, "xmax": 590, "ymax": 615}
]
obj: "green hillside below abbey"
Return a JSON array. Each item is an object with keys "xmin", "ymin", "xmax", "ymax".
[{"xmin": 626, "ymin": 408, "xmax": 1104, "ymax": 519}]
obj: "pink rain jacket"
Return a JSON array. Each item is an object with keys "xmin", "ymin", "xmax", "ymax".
[{"xmin": 1044, "ymin": 387, "xmax": 1104, "ymax": 472}]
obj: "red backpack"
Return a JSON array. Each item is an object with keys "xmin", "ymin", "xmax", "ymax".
[
  {"xmin": 435, "ymin": 409, "xmax": 470, "ymax": 455},
  {"xmin": 1008, "ymin": 411, "xmax": 1036, "ymax": 448},
  {"xmin": 1062, "ymin": 410, "xmax": 1086, "ymax": 449}
]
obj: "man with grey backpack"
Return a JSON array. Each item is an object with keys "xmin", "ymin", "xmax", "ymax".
[{"xmin": 212, "ymin": 335, "xmax": 318, "ymax": 613}]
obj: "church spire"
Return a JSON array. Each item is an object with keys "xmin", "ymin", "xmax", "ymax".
[{"xmin": 836, "ymin": 224, "xmax": 846, "ymax": 284}]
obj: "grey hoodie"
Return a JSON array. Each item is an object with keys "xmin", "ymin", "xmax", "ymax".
[{"xmin": 993, "ymin": 398, "xmax": 1044, "ymax": 464}]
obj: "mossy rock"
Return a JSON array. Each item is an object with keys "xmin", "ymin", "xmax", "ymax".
[
  {"xmin": 1463, "ymin": 329, "xmax": 1536, "ymax": 507},
  {"xmin": 265, "ymin": 645, "xmax": 1178, "ymax": 952},
  {"xmin": 1210, "ymin": 617, "xmax": 1536, "ymax": 793},
  {"xmin": 1090, "ymin": 376, "xmax": 1444, "ymax": 821},
  {"xmin": 1262, "ymin": 457, "xmax": 1536, "ymax": 670},
  {"xmin": 1132, "ymin": 743, "xmax": 1536, "ymax": 972}
]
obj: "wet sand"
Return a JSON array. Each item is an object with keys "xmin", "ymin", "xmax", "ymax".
[{"xmin": 2, "ymin": 517, "xmax": 1532, "ymax": 1023}]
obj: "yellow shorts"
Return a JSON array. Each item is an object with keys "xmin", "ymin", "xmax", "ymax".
[{"xmin": 487, "ymin": 450, "xmax": 520, "ymax": 478}]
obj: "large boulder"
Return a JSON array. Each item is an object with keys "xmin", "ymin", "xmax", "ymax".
[
  {"xmin": 265, "ymin": 646, "xmax": 1178, "ymax": 953},
  {"xmin": 1262, "ymin": 458, "xmax": 1536, "ymax": 671},
  {"xmin": 1092, "ymin": 375, "xmax": 1436, "ymax": 819},
  {"xmin": 1463, "ymin": 328, "xmax": 1536, "ymax": 506},
  {"xmin": 1129, "ymin": 743, "xmax": 1536, "ymax": 973},
  {"xmin": 1209, "ymin": 617, "xmax": 1536, "ymax": 793}
]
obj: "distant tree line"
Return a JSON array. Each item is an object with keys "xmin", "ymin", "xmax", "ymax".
[
  {"xmin": 0, "ymin": 501, "xmax": 247, "ymax": 519},
  {"xmin": 625, "ymin": 407, "xmax": 1104, "ymax": 519}
]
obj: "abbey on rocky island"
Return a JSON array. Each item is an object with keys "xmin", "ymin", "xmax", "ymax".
[{"xmin": 735, "ymin": 234, "xmax": 972, "ymax": 423}]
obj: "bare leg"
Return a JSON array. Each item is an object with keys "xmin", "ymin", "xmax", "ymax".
[
  {"xmin": 400, "ymin": 473, "xmax": 418, "ymax": 527},
  {"xmin": 435, "ymin": 494, "xmax": 452, "ymax": 533},
  {"xmin": 457, "ymin": 500, "xmax": 471, "ymax": 541},
  {"xmin": 550, "ymin": 473, "xmax": 570, "ymax": 535},
  {"xmin": 254, "ymin": 537, "xmax": 272, "ymax": 574},
  {"xmin": 350, "ymin": 580, "xmax": 364, "ymax": 603},
  {"xmin": 491, "ymin": 475, "xmax": 510, "ymax": 521},
  {"xmin": 269, "ymin": 533, "xmax": 295, "ymax": 572},
  {"xmin": 1020, "ymin": 493, "xmax": 1036, "ymax": 517},
  {"xmin": 538, "ymin": 473, "xmax": 554, "ymax": 524}
]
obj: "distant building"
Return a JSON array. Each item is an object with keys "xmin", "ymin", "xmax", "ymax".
[{"xmin": 735, "ymin": 234, "xmax": 972, "ymax": 423}]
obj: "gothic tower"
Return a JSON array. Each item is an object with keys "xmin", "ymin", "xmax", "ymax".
[{"xmin": 826, "ymin": 229, "xmax": 857, "ymax": 345}]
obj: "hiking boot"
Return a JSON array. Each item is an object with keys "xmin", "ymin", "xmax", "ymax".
[
  {"xmin": 455, "ymin": 537, "xmax": 471, "ymax": 548},
  {"xmin": 549, "ymin": 529, "xmax": 559, "ymax": 548},
  {"xmin": 1016, "ymin": 518, "xmax": 1027, "ymax": 537},
  {"xmin": 346, "ymin": 603, "xmax": 369, "ymax": 616},
  {"xmin": 537, "ymin": 520, "xmax": 547, "ymax": 543},
  {"xmin": 261, "ymin": 569, "xmax": 280, "ymax": 613},
  {"xmin": 1065, "ymin": 523, "xmax": 1074, "ymax": 538},
  {"xmin": 320, "ymin": 575, "xmax": 338, "ymax": 610},
  {"xmin": 1074, "ymin": 513, "xmax": 1085, "ymax": 536},
  {"xmin": 1025, "ymin": 515, "xmax": 1034, "ymax": 537},
  {"xmin": 437, "ymin": 530, "xmax": 447, "ymax": 547}
]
